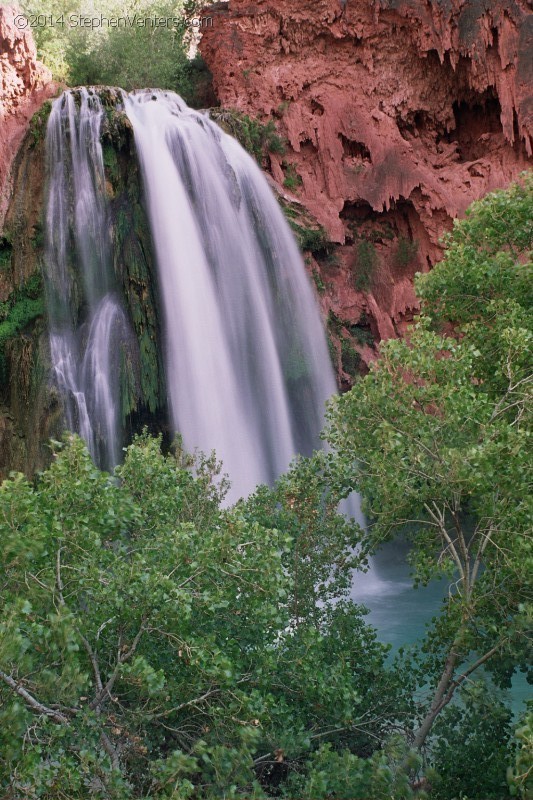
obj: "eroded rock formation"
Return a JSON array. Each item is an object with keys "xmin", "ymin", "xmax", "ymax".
[
  {"xmin": 201, "ymin": 0, "xmax": 532, "ymax": 380},
  {"xmin": 0, "ymin": 4, "xmax": 55, "ymax": 226}
]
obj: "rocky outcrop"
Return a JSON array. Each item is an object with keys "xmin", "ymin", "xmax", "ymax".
[
  {"xmin": 200, "ymin": 0, "xmax": 532, "ymax": 379},
  {"xmin": 0, "ymin": 4, "xmax": 56, "ymax": 226}
]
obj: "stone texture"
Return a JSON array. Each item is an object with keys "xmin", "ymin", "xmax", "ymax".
[
  {"xmin": 0, "ymin": 4, "xmax": 56, "ymax": 227},
  {"xmin": 200, "ymin": 0, "xmax": 532, "ymax": 375}
]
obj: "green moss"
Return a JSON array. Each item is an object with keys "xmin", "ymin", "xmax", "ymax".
[
  {"xmin": 101, "ymin": 107, "xmax": 132, "ymax": 154},
  {"xmin": 327, "ymin": 333, "xmax": 338, "ymax": 368},
  {"xmin": 31, "ymin": 222, "xmax": 44, "ymax": 251},
  {"xmin": 312, "ymin": 268, "xmax": 326, "ymax": 294},
  {"xmin": 0, "ymin": 237, "xmax": 12, "ymax": 271},
  {"xmin": 109, "ymin": 154, "xmax": 165, "ymax": 417},
  {"xmin": 102, "ymin": 143, "xmax": 120, "ymax": 187},
  {"xmin": 119, "ymin": 348, "xmax": 139, "ymax": 423},
  {"xmin": 29, "ymin": 101, "xmax": 52, "ymax": 148},
  {"xmin": 327, "ymin": 310, "xmax": 343, "ymax": 336}
]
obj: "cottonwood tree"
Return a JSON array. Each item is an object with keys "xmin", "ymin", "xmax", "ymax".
[
  {"xmin": 0, "ymin": 434, "xmax": 408, "ymax": 799},
  {"xmin": 325, "ymin": 174, "xmax": 532, "ymax": 750}
]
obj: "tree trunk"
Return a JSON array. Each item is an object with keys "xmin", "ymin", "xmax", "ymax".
[{"xmin": 413, "ymin": 645, "xmax": 459, "ymax": 750}]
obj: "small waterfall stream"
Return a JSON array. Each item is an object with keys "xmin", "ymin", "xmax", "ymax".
[
  {"xmin": 43, "ymin": 89, "xmax": 339, "ymax": 501},
  {"xmin": 44, "ymin": 89, "xmax": 136, "ymax": 471}
]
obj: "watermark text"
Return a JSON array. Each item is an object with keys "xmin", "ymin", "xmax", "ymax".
[{"xmin": 14, "ymin": 13, "xmax": 213, "ymax": 31}]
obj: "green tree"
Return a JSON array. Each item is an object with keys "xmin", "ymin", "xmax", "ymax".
[
  {"xmin": 0, "ymin": 433, "xmax": 406, "ymax": 798},
  {"xmin": 430, "ymin": 682, "xmax": 514, "ymax": 800},
  {"xmin": 508, "ymin": 702, "xmax": 533, "ymax": 798},
  {"xmin": 18, "ymin": 0, "xmax": 203, "ymax": 97},
  {"xmin": 325, "ymin": 174, "xmax": 532, "ymax": 751}
]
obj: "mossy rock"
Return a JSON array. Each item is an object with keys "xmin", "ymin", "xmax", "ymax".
[{"xmin": 28, "ymin": 101, "xmax": 52, "ymax": 149}]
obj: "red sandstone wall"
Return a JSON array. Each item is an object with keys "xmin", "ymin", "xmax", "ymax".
[
  {"xmin": 0, "ymin": 4, "xmax": 55, "ymax": 227},
  {"xmin": 201, "ymin": 0, "xmax": 532, "ymax": 375}
]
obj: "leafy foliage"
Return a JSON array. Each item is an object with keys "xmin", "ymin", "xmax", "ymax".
[
  {"xmin": 325, "ymin": 175, "xmax": 533, "ymax": 751},
  {"xmin": 288, "ymin": 221, "xmax": 332, "ymax": 255},
  {"xmin": 508, "ymin": 703, "xmax": 533, "ymax": 798},
  {"xmin": 395, "ymin": 236, "xmax": 419, "ymax": 268},
  {"xmin": 281, "ymin": 161, "xmax": 302, "ymax": 192},
  {"xmin": 353, "ymin": 239, "xmax": 378, "ymax": 290},
  {"xmin": 29, "ymin": 101, "xmax": 53, "ymax": 147},
  {"xmin": 0, "ymin": 274, "xmax": 44, "ymax": 380},
  {"xmin": 430, "ymin": 682, "xmax": 514, "ymax": 800},
  {"xmin": 0, "ymin": 433, "xmax": 409, "ymax": 798},
  {"xmin": 19, "ymin": 0, "xmax": 210, "ymax": 100}
]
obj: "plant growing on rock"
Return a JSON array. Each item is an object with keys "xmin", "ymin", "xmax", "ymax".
[
  {"xmin": 353, "ymin": 239, "xmax": 378, "ymax": 290},
  {"xmin": 282, "ymin": 161, "xmax": 303, "ymax": 191},
  {"xmin": 209, "ymin": 109, "xmax": 286, "ymax": 164}
]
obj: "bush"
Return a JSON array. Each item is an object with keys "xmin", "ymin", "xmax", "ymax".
[
  {"xmin": 288, "ymin": 221, "xmax": 332, "ymax": 255},
  {"xmin": 395, "ymin": 236, "xmax": 419, "ymax": 268},
  {"xmin": 20, "ymin": 1, "xmax": 206, "ymax": 100},
  {"xmin": 282, "ymin": 161, "xmax": 303, "ymax": 191}
]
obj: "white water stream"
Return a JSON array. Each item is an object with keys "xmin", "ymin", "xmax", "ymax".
[{"xmin": 124, "ymin": 90, "xmax": 338, "ymax": 501}]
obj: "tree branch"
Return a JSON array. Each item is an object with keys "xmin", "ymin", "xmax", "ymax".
[
  {"xmin": 0, "ymin": 669, "xmax": 70, "ymax": 725},
  {"xmin": 90, "ymin": 621, "xmax": 145, "ymax": 711}
]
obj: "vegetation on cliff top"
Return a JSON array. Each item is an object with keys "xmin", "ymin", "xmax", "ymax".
[{"xmin": 19, "ymin": 0, "xmax": 215, "ymax": 104}]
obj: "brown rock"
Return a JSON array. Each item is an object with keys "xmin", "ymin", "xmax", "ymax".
[{"xmin": 201, "ymin": 0, "xmax": 532, "ymax": 376}]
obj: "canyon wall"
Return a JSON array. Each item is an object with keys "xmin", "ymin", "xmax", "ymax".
[
  {"xmin": 201, "ymin": 0, "xmax": 532, "ymax": 381},
  {"xmin": 0, "ymin": 5, "xmax": 57, "ymax": 475},
  {"xmin": 0, "ymin": 4, "xmax": 56, "ymax": 227}
]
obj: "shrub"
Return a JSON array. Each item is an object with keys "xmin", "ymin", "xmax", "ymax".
[
  {"xmin": 395, "ymin": 236, "xmax": 419, "ymax": 268},
  {"xmin": 0, "ymin": 274, "xmax": 43, "ymax": 379},
  {"xmin": 282, "ymin": 161, "xmax": 303, "ymax": 191},
  {"xmin": 210, "ymin": 109, "xmax": 286, "ymax": 163}
]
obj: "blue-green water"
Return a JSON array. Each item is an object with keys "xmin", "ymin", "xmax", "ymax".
[{"xmin": 351, "ymin": 541, "xmax": 531, "ymax": 713}]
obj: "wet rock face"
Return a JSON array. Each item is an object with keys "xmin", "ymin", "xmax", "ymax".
[
  {"xmin": 0, "ymin": 4, "xmax": 55, "ymax": 226},
  {"xmin": 200, "ymin": 0, "xmax": 532, "ymax": 376}
]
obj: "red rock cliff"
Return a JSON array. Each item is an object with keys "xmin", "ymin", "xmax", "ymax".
[
  {"xmin": 201, "ymin": 0, "xmax": 532, "ymax": 379},
  {"xmin": 0, "ymin": 4, "xmax": 55, "ymax": 226}
]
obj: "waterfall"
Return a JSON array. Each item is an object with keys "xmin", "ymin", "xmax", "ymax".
[
  {"xmin": 44, "ymin": 89, "xmax": 137, "ymax": 472},
  {"xmin": 125, "ymin": 90, "xmax": 337, "ymax": 501},
  {"xmin": 44, "ymin": 87, "xmax": 340, "ymax": 503}
]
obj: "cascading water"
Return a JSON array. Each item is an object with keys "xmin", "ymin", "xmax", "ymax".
[
  {"xmin": 44, "ymin": 89, "xmax": 137, "ymax": 471},
  {"xmin": 43, "ymin": 87, "xmax": 349, "ymax": 506},
  {"xmin": 124, "ymin": 90, "xmax": 338, "ymax": 500}
]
